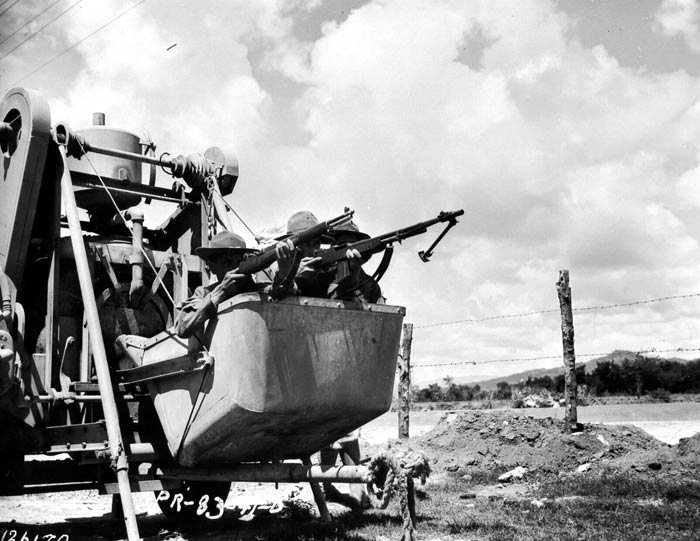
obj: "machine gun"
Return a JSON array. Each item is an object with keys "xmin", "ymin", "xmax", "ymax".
[
  {"xmin": 235, "ymin": 208, "xmax": 354, "ymax": 275},
  {"xmin": 315, "ymin": 209, "xmax": 464, "ymax": 284},
  {"xmin": 0, "ymin": 87, "xmax": 433, "ymax": 541}
]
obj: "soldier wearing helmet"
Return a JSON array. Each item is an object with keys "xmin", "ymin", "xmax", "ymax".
[
  {"xmin": 272, "ymin": 211, "xmax": 332, "ymax": 298},
  {"xmin": 326, "ymin": 220, "xmax": 383, "ymax": 303},
  {"xmin": 174, "ymin": 230, "xmax": 260, "ymax": 338},
  {"xmin": 273, "ymin": 211, "xmax": 381, "ymax": 302}
]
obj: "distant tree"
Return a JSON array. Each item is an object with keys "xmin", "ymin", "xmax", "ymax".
[
  {"xmin": 554, "ymin": 374, "xmax": 565, "ymax": 393},
  {"xmin": 530, "ymin": 375, "xmax": 554, "ymax": 391},
  {"xmin": 494, "ymin": 381, "xmax": 512, "ymax": 400}
]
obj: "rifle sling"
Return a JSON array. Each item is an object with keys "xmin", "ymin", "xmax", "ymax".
[{"xmin": 371, "ymin": 245, "xmax": 393, "ymax": 284}]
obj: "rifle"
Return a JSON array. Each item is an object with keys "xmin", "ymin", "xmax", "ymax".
[
  {"xmin": 315, "ymin": 209, "xmax": 464, "ymax": 284},
  {"xmin": 234, "ymin": 208, "xmax": 354, "ymax": 275}
]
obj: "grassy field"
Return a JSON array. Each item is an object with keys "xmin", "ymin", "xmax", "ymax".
[
  {"xmin": 5, "ymin": 405, "xmax": 700, "ymax": 540},
  {"xmin": 127, "ymin": 471, "xmax": 700, "ymax": 540}
]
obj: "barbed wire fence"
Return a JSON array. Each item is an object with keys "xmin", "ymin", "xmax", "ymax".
[{"xmin": 395, "ymin": 269, "xmax": 700, "ymax": 437}]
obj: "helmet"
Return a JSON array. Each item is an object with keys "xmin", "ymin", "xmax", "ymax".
[
  {"xmin": 329, "ymin": 220, "xmax": 370, "ymax": 243},
  {"xmin": 195, "ymin": 230, "xmax": 258, "ymax": 259},
  {"xmin": 276, "ymin": 210, "xmax": 332, "ymax": 242},
  {"xmin": 286, "ymin": 211, "xmax": 319, "ymax": 235}
]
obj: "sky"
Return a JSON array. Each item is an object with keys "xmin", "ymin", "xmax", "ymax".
[{"xmin": 2, "ymin": 0, "xmax": 700, "ymax": 385}]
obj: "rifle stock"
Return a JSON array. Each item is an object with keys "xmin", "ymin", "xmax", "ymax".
[{"xmin": 235, "ymin": 208, "xmax": 354, "ymax": 275}]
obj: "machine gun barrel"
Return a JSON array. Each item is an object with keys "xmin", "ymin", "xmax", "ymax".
[
  {"xmin": 235, "ymin": 208, "xmax": 354, "ymax": 276},
  {"xmin": 315, "ymin": 209, "xmax": 464, "ymax": 268}
]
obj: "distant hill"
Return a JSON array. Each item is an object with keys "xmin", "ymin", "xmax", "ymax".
[{"xmin": 465, "ymin": 350, "xmax": 696, "ymax": 391}]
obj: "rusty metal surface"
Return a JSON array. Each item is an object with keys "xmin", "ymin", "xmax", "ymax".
[
  {"xmin": 0, "ymin": 87, "xmax": 52, "ymax": 287},
  {"xmin": 143, "ymin": 293, "xmax": 404, "ymax": 466}
]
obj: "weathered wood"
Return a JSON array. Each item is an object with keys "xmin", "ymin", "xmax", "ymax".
[
  {"xmin": 398, "ymin": 323, "xmax": 413, "ymax": 440},
  {"xmin": 556, "ymin": 269, "xmax": 578, "ymax": 433}
]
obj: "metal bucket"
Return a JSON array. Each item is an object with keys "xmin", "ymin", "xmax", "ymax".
[{"xmin": 139, "ymin": 293, "xmax": 404, "ymax": 467}]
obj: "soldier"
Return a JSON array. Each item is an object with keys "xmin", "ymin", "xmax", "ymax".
[
  {"xmin": 272, "ymin": 210, "xmax": 331, "ymax": 297},
  {"xmin": 326, "ymin": 220, "xmax": 384, "ymax": 303},
  {"xmin": 174, "ymin": 230, "xmax": 260, "ymax": 338},
  {"xmin": 273, "ymin": 215, "xmax": 381, "ymax": 509},
  {"xmin": 273, "ymin": 211, "xmax": 380, "ymax": 302}
]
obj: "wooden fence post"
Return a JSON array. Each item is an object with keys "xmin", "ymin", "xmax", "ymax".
[
  {"xmin": 556, "ymin": 269, "xmax": 578, "ymax": 433},
  {"xmin": 398, "ymin": 323, "xmax": 413, "ymax": 440}
]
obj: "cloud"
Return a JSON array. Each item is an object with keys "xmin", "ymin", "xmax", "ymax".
[
  {"xmin": 274, "ymin": 0, "xmax": 700, "ymax": 380},
  {"xmin": 5, "ymin": 0, "xmax": 700, "ymax": 383},
  {"xmin": 654, "ymin": 0, "xmax": 700, "ymax": 53}
]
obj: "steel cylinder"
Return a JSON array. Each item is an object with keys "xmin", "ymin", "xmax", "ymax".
[{"xmin": 67, "ymin": 126, "xmax": 143, "ymax": 212}]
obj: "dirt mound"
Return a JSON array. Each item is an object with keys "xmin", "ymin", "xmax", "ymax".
[
  {"xmin": 415, "ymin": 410, "xmax": 670, "ymax": 478},
  {"xmin": 676, "ymin": 432, "xmax": 700, "ymax": 462}
]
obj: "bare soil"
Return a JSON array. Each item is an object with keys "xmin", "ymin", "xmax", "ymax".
[
  {"xmin": 413, "ymin": 410, "xmax": 685, "ymax": 480},
  {"xmin": 3, "ymin": 410, "xmax": 700, "ymax": 540}
]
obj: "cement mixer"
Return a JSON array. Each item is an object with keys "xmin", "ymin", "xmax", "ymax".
[{"xmin": 0, "ymin": 87, "xmax": 454, "ymax": 540}]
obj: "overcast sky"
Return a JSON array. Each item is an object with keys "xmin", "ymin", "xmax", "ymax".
[{"xmin": 2, "ymin": 0, "xmax": 700, "ymax": 385}]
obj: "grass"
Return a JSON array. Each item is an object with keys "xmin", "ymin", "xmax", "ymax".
[
  {"xmin": 6, "ymin": 474, "xmax": 700, "ymax": 540},
  {"xmin": 143, "ymin": 472, "xmax": 700, "ymax": 540}
]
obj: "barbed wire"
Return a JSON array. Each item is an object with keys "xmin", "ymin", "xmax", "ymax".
[
  {"xmin": 415, "ymin": 292, "xmax": 700, "ymax": 329},
  {"xmin": 412, "ymin": 347, "xmax": 700, "ymax": 368}
]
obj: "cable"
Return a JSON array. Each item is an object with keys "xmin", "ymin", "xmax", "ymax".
[
  {"xmin": 572, "ymin": 292, "xmax": 700, "ymax": 312},
  {"xmin": 211, "ymin": 188, "xmax": 257, "ymax": 239},
  {"xmin": 0, "ymin": 0, "xmax": 63, "ymax": 47},
  {"xmin": 73, "ymin": 137, "xmax": 216, "ymax": 356},
  {"xmin": 211, "ymin": 189, "xmax": 273, "ymax": 280},
  {"xmin": 8, "ymin": 0, "xmax": 144, "ymax": 87},
  {"xmin": 412, "ymin": 347, "xmax": 700, "ymax": 368},
  {"xmin": 76, "ymin": 139, "xmax": 177, "ymax": 308},
  {"xmin": 0, "ymin": 0, "xmax": 20, "ymax": 19},
  {"xmin": 416, "ymin": 308, "xmax": 560, "ymax": 328},
  {"xmin": 0, "ymin": 0, "xmax": 79, "ymax": 56},
  {"xmin": 415, "ymin": 292, "xmax": 700, "ymax": 329}
]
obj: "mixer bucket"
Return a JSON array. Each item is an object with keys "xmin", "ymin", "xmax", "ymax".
[{"xmin": 118, "ymin": 293, "xmax": 404, "ymax": 467}]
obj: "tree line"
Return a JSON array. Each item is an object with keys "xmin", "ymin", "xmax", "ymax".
[{"xmin": 412, "ymin": 355, "xmax": 700, "ymax": 402}]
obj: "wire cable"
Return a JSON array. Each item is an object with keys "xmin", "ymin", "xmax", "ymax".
[
  {"xmin": 0, "ymin": 0, "xmax": 63, "ymax": 47},
  {"xmin": 76, "ymin": 139, "xmax": 177, "ymax": 308},
  {"xmin": 211, "ymin": 188, "xmax": 258, "ymax": 239},
  {"xmin": 415, "ymin": 292, "xmax": 700, "ymax": 329},
  {"xmin": 8, "ymin": 0, "xmax": 144, "ymax": 87},
  {"xmin": 412, "ymin": 347, "xmax": 700, "ymax": 368},
  {"xmin": 0, "ymin": 0, "xmax": 20, "ymax": 19},
  {"xmin": 0, "ymin": 0, "xmax": 79, "ymax": 56},
  {"xmin": 211, "ymin": 188, "xmax": 273, "ymax": 280}
]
